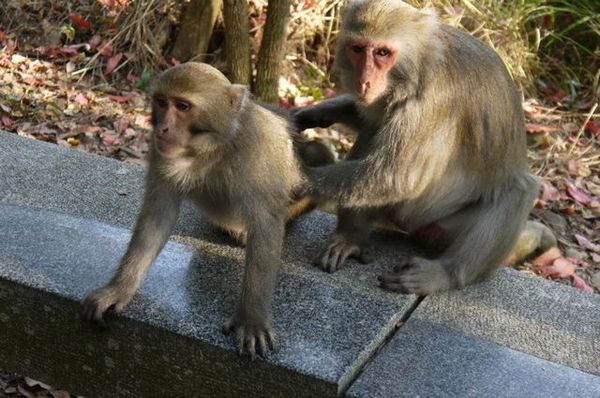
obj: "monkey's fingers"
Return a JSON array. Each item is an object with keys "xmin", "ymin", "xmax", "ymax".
[
  {"xmin": 81, "ymin": 300, "xmax": 108, "ymax": 329},
  {"xmin": 235, "ymin": 327, "xmax": 246, "ymax": 357},
  {"xmin": 378, "ymin": 270, "xmax": 410, "ymax": 294},
  {"xmin": 222, "ymin": 318, "xmax": 235, "ymax": 335},
  {"xmin": 257, "ymin": 334, "xmax": 268, "ymax": 357},
  {"xmin": 245, "ymin": 336, "xmax": 257, "ymax": 361}
]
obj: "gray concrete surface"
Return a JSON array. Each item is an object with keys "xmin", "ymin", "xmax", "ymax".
[
  {"xmin": 0, "ymin": 132, "xmax": 417, "ymax": 396},
  {"xmin": 348, "ymin": 319, "xmax": 600, "ymax": 398},
  {"xmin": 2, "ymin": 131, "xmax": 600, "ymax": 397},
  {"xmin": 413, "ymin": 268, "xmax": 600, "ymax": 376}
]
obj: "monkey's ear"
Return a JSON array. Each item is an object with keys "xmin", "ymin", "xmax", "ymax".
[{"xmin": 227, "ymin": 84, "xmax": 249, "ymax": 114}]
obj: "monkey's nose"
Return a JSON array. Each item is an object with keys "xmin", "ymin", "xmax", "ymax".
[
  {"xmin": 358, "ymin": 81, "xmax": 370, "ymax": 97},
  {"xmin": 160, "ymin": 127, "xmax": 169, "ymax": 136}
]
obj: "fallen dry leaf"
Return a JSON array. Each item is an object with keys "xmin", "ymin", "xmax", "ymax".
[
  {"xmin": 1, "ymin": 116, "xmax": 13, "ymax": 128},
  {"xmin": 107, "ymin": 95, "xmax": 132, "ymax": 103},
  {"xmin": 532, "ymin": 246, "xmax": 562, "ymax": 267},
  {"xmin": 566, "ymin": 183, "xmax": 591, "ymax": 205},
  {"xmin": 24, "ymin": 376, "xmax": 52, "ymax": 390},
  {"xmin": 540, "ymin": 179, "xmax": 561, "ymax": 202},
  {"xmin": 73, "ymin": 92, "xmax": 89, "ymax": 106},
  {"xmin": 104, "ymin": 52, "xmax": 124, "ymax": 75},
  {"xmin": 68, "ymin": 14, "xmax": 94, "ymax": 30},
  {"xmin": 574, "ymin": 234, "xmax": 600, "ymax": 252},
  {"xmin": 526, "ymin": 123, "xmax": 562, "ymax": 134},
  {"xmin": 571, "ymin": 274, "xmax": 594, "ymax": 293}
]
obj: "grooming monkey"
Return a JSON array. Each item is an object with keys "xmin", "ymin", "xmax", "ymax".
[
  {"xmin": 293, "ymin": 0, "xmax": 540, "ymax": 294},
  {"xmin": 82, "ymin": 62, "xmax": 331, "ymax": 359}
]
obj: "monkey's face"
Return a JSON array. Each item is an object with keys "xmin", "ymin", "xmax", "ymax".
[
  {"xmin": 151, "ymin": 95, "xmax": 197, "ymax": 157},
  {"xmin": 151, "ymin": 93, "xmax": 225, "ymax": 158},
  {"xmin": 342, "ymin": 36, "xmax": 398, "ymax": 104}
]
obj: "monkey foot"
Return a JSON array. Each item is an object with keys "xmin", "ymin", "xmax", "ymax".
[
  {"xmin": 81, "ymin": 285, "xmax": 134, "ymax": 328},
  {"xmin": 378, "ymin": 257, "xmax": 449, "ymax": 295},
  {"xmin": 222, "ymin": 317, "xmax": 276, "ymax": 361},
  {"xmin": 314, "ymin": 235, "xmax": 373, "ymax": 273}
]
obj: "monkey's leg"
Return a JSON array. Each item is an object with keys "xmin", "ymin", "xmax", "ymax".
[
  {"xmin": 82, "ymin": 179, "xmax": 181, "ymax": 325},
  {"xmin": 222, "ymin": 210, "xmax": 285, "ymax": 360},
  {"xmin": 316, "ymin": 207, "xmax": 375, "ymax": 273},
  {"xmin": 380, "ymin": 176, "xmax": 539, "ymax": 295}
]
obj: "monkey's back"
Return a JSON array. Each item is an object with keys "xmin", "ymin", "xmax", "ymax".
[{"xmin": 433, "ymin": 25, "xmax": 528, "ymax": 177}]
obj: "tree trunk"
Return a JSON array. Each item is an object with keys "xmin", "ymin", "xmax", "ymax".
[
  {"xmin": 223, "ymin": 0, "xmax": 252, "ymax": 85},
  {"xmin": 254, "ymin": 0, "xmax": 291, "ymax": 103},
  {"xmin": 171, "ymin": 0, "xmax": 223, "ymax": 62}
]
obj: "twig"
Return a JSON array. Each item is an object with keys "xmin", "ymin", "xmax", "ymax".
[{"xmin": 568, "ymin": 102, "xmax": 598, "ymax": 155}]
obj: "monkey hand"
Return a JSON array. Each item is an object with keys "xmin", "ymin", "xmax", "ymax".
[
  {"xmin": 378, "ymin": 257, "xmax": 450, "ymax": 295},
  {"xmin": 289, "ymin": 107, "xmax": 314, "ymax": 133},
  {"xmin": 315, "ymin": 233, "xmax": 373, "ymax": 273},
  {"xmin": 222, "ymin": 309, "xmax": 276, "ymax": 361},
  {"xmin": 293, "ymin": 167, "xmax": 326, "ymax": 201},
  {"xmin": 81, "ymin": 284, "xmax": 136, "ymax": 327}
]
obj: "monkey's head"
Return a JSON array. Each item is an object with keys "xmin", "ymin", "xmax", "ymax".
[
  {"xmin": 151, "ymin": 62, "xmax": 249, "ymax": 158},
  {"xmin": 335, "ymin": 0, "xmax": 439, "ymax": 104}
]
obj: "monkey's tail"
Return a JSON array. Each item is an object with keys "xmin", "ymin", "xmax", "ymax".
[{"xmin": 286, "ymin": 196, "xmax": 317, "ymax": 221}]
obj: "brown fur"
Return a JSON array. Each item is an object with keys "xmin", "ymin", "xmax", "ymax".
[
  {"xmin": 293, "ymin": 0, "xmax": 539, "ymax": 294},
  {"xmin": 82, "ymin": 62, "xmax": 330, "ymax": 359}
]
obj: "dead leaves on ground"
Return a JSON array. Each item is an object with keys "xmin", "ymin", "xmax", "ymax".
[
  {"xmin": 0, "ymin": 39, "xmax": 151, "ymax": 164},
  {"xmin": 524, "ymin": 98, "xmax": 600, "ymax": 293},
  {"xmin": 4, "ymin": 376, "xmax": 77, "ymax": 398}
]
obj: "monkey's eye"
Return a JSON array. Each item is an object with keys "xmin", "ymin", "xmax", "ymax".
[
  {"xmin": 154, "ymin": 97, "xmax": 168, "ymax": 108},
  {"xmin": 350, "ymin": 45, "xmax": 365, "ymax": 54},
  {"xmin": 375, "ymin": 48, "xmax": 391, "ymax": 58},
  {"xmin": 175, "ymin": 100, "xmax": 191, "ymax": 112}
]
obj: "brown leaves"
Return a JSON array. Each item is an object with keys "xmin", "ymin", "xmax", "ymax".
[
  {"xmin": 566, "ymin": 183, "xmax": 591, "ymax": 205},
  {"xmin": 4, "ymin": 376, "xmax": 74, "ymax": 398},
  {"xmin": 68, "ymin": 14, "xmax": 93, "ymax": 30},
  {"xmin": 574, "ymin": 234, "xmax": 600, "ymax": 253},
  {"xmin": 532, "ymin": 246, "xmax": 595, "ymax": 293},
  {"xmin": 104, "ymin": 53, "xmax": 123, "ymax": 75}
]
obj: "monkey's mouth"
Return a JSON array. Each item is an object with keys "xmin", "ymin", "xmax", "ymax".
[{"xmin": 155, "ymin": 138, "xmax": 184, "ymax": 156}]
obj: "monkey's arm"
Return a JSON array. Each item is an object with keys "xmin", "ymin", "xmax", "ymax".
[
  {"xmin": 307, "ymin": 121, "xmax": 437, "ymax": 208},
  {"xmin": 223, "ymin": 206, "xmax": 284, "ymax": 359},
  {"xmin": 82, "ymin": 173, "xmax": 182, "ymax": 323},
  {"xmin": 291, "ymin": 95, "xmax": 363, "ymax": 131}
]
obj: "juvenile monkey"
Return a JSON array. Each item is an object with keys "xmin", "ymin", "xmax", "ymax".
[
  {"xmin": 293, "ymin": 0, "xmax": 540, "ymax": 294},
  {"xmin": 82, "ymin": 62, "xmax": 330, "ymax": 359}
]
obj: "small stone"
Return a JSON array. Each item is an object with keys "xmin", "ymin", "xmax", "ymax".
[
  {"xmin": 592, "ymin": 272, "xmax": 600, "ymax": 290},
  {"xmin": 565, "ymin": 248, "xmax": 588, "ymax": 261},
  {"xmin": 533, "ymin": 209, "xmax": 568, "ymax": 235}
]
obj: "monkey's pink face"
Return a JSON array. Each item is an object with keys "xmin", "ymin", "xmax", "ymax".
[
  {"xmin": 151, "ymin": 95, "xmax": 196, "ymax": 157},
  {"xmin": 344, "ymin": 37, "xmax": 397, "ymax": 104}
]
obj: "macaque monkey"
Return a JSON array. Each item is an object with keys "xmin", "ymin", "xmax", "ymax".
[
  {"xmin": 82, "ymin": 62, "xmax": 331, "ymax": 359},
  {"xmin": 292, "ymin": 0, "xmax": 540, "ymax": 294}
]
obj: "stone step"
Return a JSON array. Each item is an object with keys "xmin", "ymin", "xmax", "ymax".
[
  {"xmin": 348, "ymin": 318, "xmax": 600, "ymax": 398},
  {"xmin": 0, "ymin": 132, "xmax": 418, "ymax": 396}
]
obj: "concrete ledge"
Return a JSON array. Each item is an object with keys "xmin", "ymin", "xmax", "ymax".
[
  {"xmin": 2, "ymin": 131, "xmax": 600, "ymax": 397},
  {"xmin": 0, "ymin": 132, "xmax": 418, "ymax": 396},
  {"xmin": 348, "ymin": 319, "xmax": 600, "ymax": 398},
  {"xmin": 414, "ymin": 268, "xmax": 600, "ymax": 376}
]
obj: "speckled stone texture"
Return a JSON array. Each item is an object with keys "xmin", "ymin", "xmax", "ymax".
[
  {"xmin": 347, "ymin": 318, "xmax": 600, "ymax": 398},
  {"xmin": 2, "ymin": 131, "xmax": 600, "ymax": 397},
  {"xmin": 0, "ymin": 132, "xmax": 417, "ymax": 396},
  {"xmin": 413, "ymin": 268, "xmax": 600, "ymax": 376}
]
